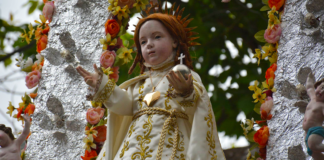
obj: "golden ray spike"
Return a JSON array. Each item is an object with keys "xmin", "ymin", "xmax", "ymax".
[
  {"xmin": 183, "ymin": 18, "xmax": 193, "ymax": 27},
  {"xmin": 180, "ymin": 14, "xmax": 190, "ymax": 23},
  {"xmin": 140, "ymin": 13, "xmax": 145, "ymax": 18},
  {"xmin": 137, "ymin": 17, "xmax": 141, "ymax": 20},
  {"xmin": 164, "ymin": 1, "xmax": 168, "ymax": 14},
  {"xmin": 174, "ymin": 5, "xmax": 180, "ymax": 17},
  {"xmin": 158, "ymin": 2, "xmax": 163, "ymax": 12},
  {"xmin": 176, "ymin": 7, "xmax": 185, "ymax": 21},
  {"xmin": 184, "ymin": 26, "xmax": 197, "ymax": 32},
  {"xmin": 133, "ymin": 24, "xmax": 136, "ymax": 27},
  {"xmin": 188, "ymin": 37, "xmax": 199, "ymax": 41},
  {"xmin": 169, "ymin": 2, "xmax": 176, "ymax": 15},
  {"xmin": 131, "ymin": 30, "xmax": 135, "ymax": 32}
]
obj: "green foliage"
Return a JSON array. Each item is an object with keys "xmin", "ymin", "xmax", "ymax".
[
  {"xmin": 247, "ymin": 130, "xmax": 257, "ymax": 142},
  {"xmin": 254, "ymin": 102, "xmax": 262, "ymax": 114},
  {"xmin": 254, "ymin": 30, "xmax": 266, "ymax": 42}
]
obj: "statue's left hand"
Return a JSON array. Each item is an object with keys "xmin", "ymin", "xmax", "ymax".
[
  {"xmin": 166, "ymin": 70, "xmax": 193, "ymax": 97},
  {"xmin": 76, "ymin": 64, "xmax": 100, "ymax": 87}
]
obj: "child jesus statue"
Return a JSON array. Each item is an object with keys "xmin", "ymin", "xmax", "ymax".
[{"xmin": 77, "ymin": 4, "xmax": 225, "ymax": 160}]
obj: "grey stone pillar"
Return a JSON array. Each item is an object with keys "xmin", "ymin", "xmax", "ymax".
[
  {"xmin": 268, "ymin": 0, "xmax": 324, "ymax": 159},
  {"xmin": 26, "ymin": 0, "xmax": 108, "ymax": 159}
]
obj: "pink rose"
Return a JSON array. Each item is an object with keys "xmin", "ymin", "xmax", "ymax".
[
  {"xmin": 43, "ymin": 1, "xmax": 55, "ymax": 22},
  {"xmin": 260, "ymin": 97, "xmax": 273, "ymax": 114},
  {"xmin": 86, "ymin": 108, "xmax": 105, "ymax": 125},
  {"xmin": 25, "ymin": 70, "xmax": 41, "ymax": 89},
  {"xmin": 100, "ymin": 50, "xmax": 116, "ymax": 69},
  {"xmin": 264, "ymin": 24, "xmax": 282, "ymax": 44},
  {"xmin": 109, "ymin": 67, "xmax": 119, "ymax": 82}
]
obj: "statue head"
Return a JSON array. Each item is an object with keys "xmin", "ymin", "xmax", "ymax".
[
  {"xmin": 0, "ymin": 124, "xmax": 15, "ymax": 147},
  {"xmin": 315, "ymin": 78, "xmax": 324, "ymax": 101}
]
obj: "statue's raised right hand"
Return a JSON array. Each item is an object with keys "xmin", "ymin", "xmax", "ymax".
[{"xmin": 76, "ymin": 64, "xmax": 100, "ymax": 87}]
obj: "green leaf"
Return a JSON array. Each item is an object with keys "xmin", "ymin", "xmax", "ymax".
[
  {"xmin": 95, "ymin": 119, "xmax": 105, "ymax": 127},
  {"xmin": 247, "ymin": 130, "xmax": 256, "ymax": 142},
  {"xmin": 260, "ymin": 5, "xmax": 271, "ymax": 11},
  {"xmin": 249, "ymin": 143, "xmax": 259, "ymax": 150},
  {"xmin": 254, "ymin": 102, "xmax": 262, "ymax": 114},
  {"xmin": 4, "ymin": 57, "xmax": 12, "ymax": 67},
  {"xmin": 262, "ymin": 0, "xmax": 268, "ymax": 5},
  {"xmin": 87, "ymin": 123, "xmax": 92, "ymax": 128},
  {"xmin": 254, "ymin": 30, "xmax": 266, "ymax": 42},
  {"xmin": 28, "ymin": 1, "xmax": 38, "ymax": 14}
]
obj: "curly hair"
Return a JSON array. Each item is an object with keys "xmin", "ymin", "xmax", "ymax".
[
  {"xmin": 0, "ymin": 124, "xmax": 15, "ymax": 140},
  {"xmin": 129, "ymin": 13, "xmax": 194, "ymax": 74}
]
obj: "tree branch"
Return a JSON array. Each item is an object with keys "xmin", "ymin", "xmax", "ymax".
[{"xmin": 0, "ymin": 40, "xmax": 36, "ymax": 62}]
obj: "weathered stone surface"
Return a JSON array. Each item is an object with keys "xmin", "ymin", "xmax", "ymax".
[
  {"xmin": 26, "ymin": 0, "xmax": 108, "ymax": 159},
  {"xmin": 267, "ymin": 0, "xmax": 324, "ymax": 159}
]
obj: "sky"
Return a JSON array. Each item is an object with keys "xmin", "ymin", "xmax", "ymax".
[{"xmin": 0, "ymin": 0, "xmax": 249, "ymax": 149}]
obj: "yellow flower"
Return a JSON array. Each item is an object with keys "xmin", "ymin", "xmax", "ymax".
[
  {"xmin": 6, "ymin": 102, "xmax": 15, "ymax": 117},
  {"xmin": 269, "ymin": 51, "xmax": 278, "ymax": 64},
  {"xmin": 85, "ymin": 127, "xmax": 98, "ymax": 139},
  {"xmin": 108, "ymin": 0, "xmax": 118, "ymax": 11},
  {"xmin": 20, "ymin": 30, "xmax": 32, "ymax": 44},
  {"xmin": 262, "ymin": 78, "xmax": 277, "ymax": 92},
  {"xmin": 252, "ymin": 87, "xmax": 266, "ymax": 103},
  {"xmin": 35, "ymin": 15, "xmax": 46, "ymax": 24},
  {"xmin": 253, "ymin": 49, "xmax": 262, "ymax": 65},
  {"xmin": 83, "ymin": 136, "xmax": 96, "ymax": 152},
  {"xmin": 13, "ymin": 114, "xmax": 24, "ymax": 122},
  {"xmin": 91, "ymin": 101, "xmax": 102, "ymax": 108},
  {"xmin": 268, "ymin": 7, "xmax": 280, "ymax": 29},
  {"xmin": 112, "ymin": 5, "xmax": 130, "ymax": 21},
  {"xmin": 248, "ymin": 80, "xmax": 258, "ymax": 91},
  {"xmin": 102, "ymin": 67, "xmax": 114, "ymax": 76},
  {"xmin": 133, "ymin": 0, "xmax": 149, "ymax": 11},
  {"xmin": 27, "ymin": 23, "xmax": 34, "ymax": 38},
  {"xmin": 240, "ymin": 122, "xmax": 248, "ymax": 137},
  {"xmin": 117, "ymin": 47, "xmax": 133, "ymax": 64},
  {"xmin": 99, "ymin": 33, "xmax": 117, "ymax": 50},
  {"xmin": 246, "ymin": 118, "xmax": 254, "ymax": 130}
]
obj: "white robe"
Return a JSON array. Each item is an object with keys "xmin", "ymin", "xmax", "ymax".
[{"xmin": 92, "ymin": 66, "xmax": 225, "ymax": 160}]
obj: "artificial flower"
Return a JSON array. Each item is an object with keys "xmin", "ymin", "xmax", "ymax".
[
  {"xmin": 112, "ymin": 5, "xmax": 130, "ymax": 21},
  {"xmin": 16, "ymin": 105, "xmax": 24, "ymax": 119},
  {"xmin": 105, "ymin": 19, "xmax": 120, "ymax": 38},
  {"xmin": 83, "ymin": 136, "xmax": 96, "ymax": 152},
  {"xmin": 253, "ymin": 49, "xmax": 262, "ymax": 65},
  {"xmin": 20, "ymin": 57, "xmax": 33, "ymax": 72},
  {"xmin": 25, "ymin": 103, "xmax": 35, "ymax": 115},
  {"xmin": 110, "ymin": 67, "xmax": 119, "ymax": 82},
  {"xmin": 15, "ymin": 55, "xmax": 24, "ymax": 67},
  {"xmin": 43, "ymin": 1, "xmax": 55, "ymax": 23},
  {"xmin": 99, "ymin": 33, "xmax": 117, "ymax": 50},
  {"xmin": 86, "ymin": 108, "xmax": 105, "ymax": 125},
  {"xmin": 133, "ymin": 0, "xmax": 149, "ymax": 11},
  {"xmin": 35, "ymin": 27, "xmax": 43, "ymax": 40},
  {"xmin": 27, "ymin": 23, "xmax": 34, "ymax": 38},
  {"xmin": 29, "ymin": 93, "xmax": 38, "ymax": 99},
  {"xmin": 268, "ymin": 7, "xmax": 280, "ymax": 29},
  {"xmin": 20, "ymin": 30, "xmax": 31, "ymax": 44},
  {"xmin": 102, "ymin": 67, "xmax": 114, "ymax": 77},
  {"xmin": 85, "ymin": 126, "xmax": 98, "ymax": 139},
  {"xmin": 13, "ymin": 114, "xmax": 24, "ymax": 122},
  {"xmin": 262, "ymin": 78, "xmax": 276, "ymax": 92},
  {"xmin": 117, "ymin": 47, "xmax": 133, "ymax": 64},
  {"xmin": 268, "ymin": 0, "xmax": 285, "ymax": 11},
  {"xmin": 246, "ymin": 118, "xmax": 254, "ymax": 130},
  {"xmin": 25, "ymin": 70, "xmax": 41, "ymax": 89},
  {"xmin": 32, "ymin": 61, "xmax": 42, "ymax": 71},
  {"xmin": 118, "ymin": 0, "xmax": 136, "ymax": 8},
  {"xmin": 264, "ymin": 24, "xmax": 282, "ymax": 44},
  {"xmin": 91, "ymin": 101, "xmax": 102, "ymax": 108},
  {"xmin": 93, "ymin": 125, "xmax": 107, "ymax": 142},
  {"xmin": 42, "ymin": 24, "xmax": 50, "ymax": 34},
  {"xmin": 253, "ymin": 125, "xmax": 269, "ymax": 148},
  {"xmin": 6, "ymin": 102, "xmax": 15, "ymax": 117},
  {"xmin": 248, "ymin": 80, "xmax": 258, "ymax": 91},
  {"xmin": 81, "ymin": 150, "xmax": 98, "ymax": 160},
  {"xmin": 240, "ymin": 122, "xmax": 248, "ymax": 137},
  {"xmin": 265, "ymin": 63, "xmax": 277, "ymax": 83},
  {"xmin": 260, "ymin": 97, "xmax": 273, "ymax": 120},
  {"xmin": 268, "ymin": 50, "xmax": 278, "ymax": 64},
  {"xmin": 35, "ymin": 15, "xmax": 47, "ymax": 26},
  {"xmin": 252, "ymin": 87, "xmax": 266, "ymax": 103},
  {"xmin": 100, "ymin": 50, "xmax": 116, "ymax": 68},
  {"xmin": 108, "ymin": 0, "xmax": 118, "ymax": 12},
  {"xmin": 37, "ymin": 34, "xmax": 48, "ymax": 53}
]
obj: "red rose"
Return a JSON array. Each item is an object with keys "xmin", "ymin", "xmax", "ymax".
[
  {"xmin": 268, "ymin": 0, "xmax": 285, "ymax": 10},
  {"xmin": 253, "ymin": 126, "xmax": 269, "ymax": 148},
  {"xmin": 105, "ymin": 19, "xmax": 120, "ymax": 38}
]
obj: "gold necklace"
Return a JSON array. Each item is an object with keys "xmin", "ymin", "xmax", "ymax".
[{"xmin": 143, "ymin": 69, "xmax": 170, "ymax": 107}]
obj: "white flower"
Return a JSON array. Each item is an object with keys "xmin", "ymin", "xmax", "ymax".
[
  {"xmin": 15, "ymin": 55, "xmax": 24, "ymax": 67},
  {"xmin": 246, "ymin": 118, "xmax": 254, "ymax": 131},
  {"xmin": 20, "ymin": 57, "xmax": 33, "ymax": 72},
  {"xmin": 36, "ymin": 54, "xmax": 44, "ymax": 64}
]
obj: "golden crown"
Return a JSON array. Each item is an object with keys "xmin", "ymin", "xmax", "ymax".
[{"xmin": 132, "ymin": 1, "xmax": 200, "ymax": 47}]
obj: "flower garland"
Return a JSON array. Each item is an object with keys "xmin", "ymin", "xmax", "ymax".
[
  {"xmin": 241, "ymin": 0, "xmax": 285, "ymax": 159},
  {"xmin": 81, "ymin": 0, "xmax": 150, "ymax": 159},
  {"xmin": 6, "ymin": 0, "xmax": 54, "ymax": 159}
]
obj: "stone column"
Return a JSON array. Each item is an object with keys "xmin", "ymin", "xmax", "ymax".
[
  {"xmin": 26, "ymin": 0, "xmax": 108, "ymax": 158},
  {"xmin": 268, "ymin": 0, "xmax": 324, "ymax": 159}
]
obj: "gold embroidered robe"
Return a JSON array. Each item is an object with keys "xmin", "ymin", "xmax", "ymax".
[{"xmin": 92, "ymin": 67, "xmax": 225, "ymax": 160}]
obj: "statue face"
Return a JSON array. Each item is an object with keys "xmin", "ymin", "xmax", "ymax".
[
  {"xmin": 0, "ymin": 130, "xmax": 12, "ymax": 147},
  {"xmin": 315, "ymin": 82, "xmax": 324, "ymax": 102},
  {"xmin": 139, "ymin": 20, "xmax": 177, "ymax": 66}
]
